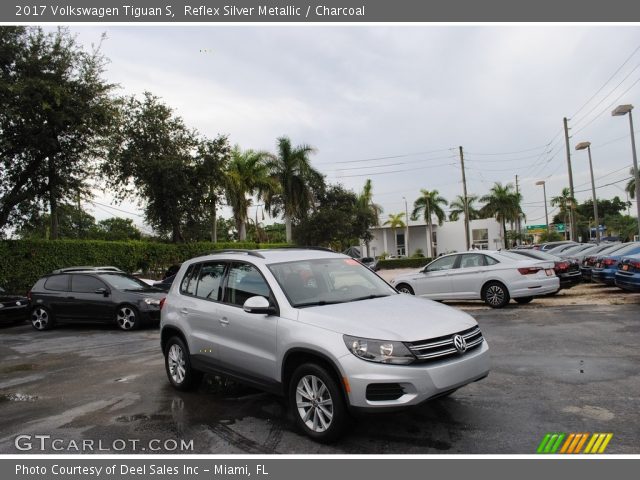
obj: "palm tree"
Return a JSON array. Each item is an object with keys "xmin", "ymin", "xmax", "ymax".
[
  {"xmin": 448, "ymin": 194, "xmax": 481, "ymax": 222},
  {"xmin": 265, "ymin": 136, "xmax": 324, "ymax": 243},
  {"xmin": 411, "ymin": 189, "xmax": 448, "ymax": 258},
  {"xmin": 383, "ymin": 212, "xmax": 406, "ymax": 256},
  {"xmin": 550, "ymin": 187, "xmax": 575, "ymax": 240},
  {"xmin": 480, "ymin": 182, "xmax": 522, "ymax": 248},
  {"xmin": 225, "ymin": 147, "xmax": 277, "ymax": 241},
  {"xmin": 626, "ymin": 167, "xmax": 636, "ymax": 199},
  {"xmin": 357, "ymin": 179, "xmax": 383, "ymax": 256}
]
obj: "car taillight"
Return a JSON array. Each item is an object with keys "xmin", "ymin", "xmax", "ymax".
[
  {"xmin": 160, "ymin": 297, "xmax": 166, "ymax": 310},
  {"xmin": 629, "ymin": 260, "xmax": 640, "ymax": 269},
  {"xmin": 555, "ymin": 261, "xmax": 569, "ymax": 272},
  {"xmin": 602, "ymin": 258, "xmax": 617, "ymax": 266},
  {"xmin": 518, "ymin": 267, "xmax": 543, "ymax": 275}
]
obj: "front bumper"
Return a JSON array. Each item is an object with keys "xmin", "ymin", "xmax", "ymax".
[
  {"xmin": 340, "ymin": 341, "xmax": 490, "ymax": 409},
  {"xmin": 0, "ymin": 306, "xmax": 30, "ymax": 323}
]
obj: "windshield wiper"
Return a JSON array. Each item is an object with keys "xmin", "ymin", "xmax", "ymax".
[
  {"xmin": 346, "ymin": 294, "xmax": 391, "ymax": 303},
  {"xmin": 294, "ymin": 299, "xmax": 350, "ymax": 308}
]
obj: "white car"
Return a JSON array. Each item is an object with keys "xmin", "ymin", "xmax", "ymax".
[{"xmin": 390, "ymin": 251, "xmax": 559, "ymax": 308}]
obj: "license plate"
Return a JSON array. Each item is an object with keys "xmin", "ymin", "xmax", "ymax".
[
  {"xmin": 622, "ymin": 264, "xmax": 629, "ymax": 271},
  {"xmin": 545, "ymin": 269, "xmax": 554, "ymax": 276}
]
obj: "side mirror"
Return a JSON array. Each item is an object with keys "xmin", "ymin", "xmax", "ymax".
[
  {"xmin": 243, "ymin": 296, "xmax": 276, "ymax": 315},
  {"xmin": 95, "ymin": 287, "xmax": 109, "ymax": 297}
]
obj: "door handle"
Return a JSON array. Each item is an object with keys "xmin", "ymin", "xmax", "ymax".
[
  {"xmin": 180, "ymin": 308, "xmax": 189, "ymax": 315},
  {"xmin": 219, "ymin": 317, "xmax": 229, "ymax": 326}
]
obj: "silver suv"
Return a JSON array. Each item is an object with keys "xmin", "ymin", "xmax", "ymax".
[{"xmin": 160, "ymin": 248, "xmax": 490, "ymax": 442}]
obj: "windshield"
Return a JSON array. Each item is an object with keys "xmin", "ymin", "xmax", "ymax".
[
  {"xmin": 268, "ymin": 257, "xmax": 396, "ymax": 308},
  {"xmin": 97, "ymin": 273, "xmax": 155, "ymax": 291}
]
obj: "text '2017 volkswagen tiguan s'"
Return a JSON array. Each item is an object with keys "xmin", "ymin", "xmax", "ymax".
[{"xmin": 160, "ymin": 248, "xmax": 490, "ymax": 442}]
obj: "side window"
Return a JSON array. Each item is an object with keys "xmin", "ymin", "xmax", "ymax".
[
  {"xmin": 44, "ymin": 275, "xmax": 70, "ymax": 292},
  {"xmin": 459, "ymin": 253, "xmax": 486, "ymax": 269},
  {"xmin": 426, "ymin": 256, "xmax": 457, "ymax": 272},
  {"xmin": 224, "ymin": 263, "xmax": 270, "ymax": 307},
  {"xmin": 194, "ymin": 262, "xmax": 226, "ymax": 301},
  {"xmin": 484, "ymin": 255, "xmax": 499, "ymax": 266},
  {"xmin": 179, "ymin": 264, "xmax": 200, "ymax": 296},
  {"xmin": 71, "ymin": 275, "xmax": 107, "ymax": 293}
]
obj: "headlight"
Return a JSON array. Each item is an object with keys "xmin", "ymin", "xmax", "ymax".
[
  {"xmin": 343, "ymin": 335, "xmax": 415, "ymax": 365},
  {"xmin": 143, "ymin": 298, "xmax": 161, "ymax": 306}
]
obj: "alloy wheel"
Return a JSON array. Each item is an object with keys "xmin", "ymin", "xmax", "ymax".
[
  {"xmin": 295, "ymin": 374, "xmax": 334, "ymax": 433},
  {"xmin": 486, "ymin": 285, "xmax": 505, "ymax": 306},
  {"xmin": 167, "ymin": 344, "xmax": 186, "ymax": 385},
  {"xmin": 116, "ymin": 306, "xmax": 137, "ymax": 330},
  {"xmin": 31, "ymin": 307, "xmax": 49, "ymax": 330}
]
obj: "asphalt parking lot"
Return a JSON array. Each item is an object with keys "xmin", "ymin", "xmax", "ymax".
[{"xmin": 1, "ymin": 303, "xmax": 638, "ymax": 454}]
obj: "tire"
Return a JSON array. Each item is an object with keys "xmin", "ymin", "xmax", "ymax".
[
  {"xmin": 116, "ymin": 305, "xmax": 140, "ymax": 331},
  {"xmin": 164, "ymin": 336, "xmax": 203, "ymax": 391},
  {"xmin": 482, "ymin": 281, "xmax": 510, "ymax": 308},
  {"xmin": 289, "ymin": 363, "xmax": 348, "ymax": 443},
  {"xmin": 515, "ymin": 296, "xmax": 534, "ymax": 304},
  {"xmin": 396, "ymin": 284, "xmax": 415, "ymax": 295},
  {"xmin": 31, "ymin": 306, "xmax": 53, "ymax": 331}
]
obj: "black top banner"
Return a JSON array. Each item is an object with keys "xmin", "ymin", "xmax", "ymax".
[{"xmin": 5, "ymin": 0, "xmax": 640, "ymax": 22}]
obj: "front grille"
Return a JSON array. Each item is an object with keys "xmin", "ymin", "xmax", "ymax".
[
  {"xmin": 407, "ymin": 326, "xmax": 484, "ymax": 363},
  {"xmin": 366, "ymin": 383, "xmax": 405, "ymax": 401}
]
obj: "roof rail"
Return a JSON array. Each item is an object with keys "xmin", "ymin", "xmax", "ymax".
[
  {"xmin": 204, "ymin": 249, "xmax": 266, "ymax": 259},
  {"xmin": 265, "ymin": 246, "xmax": 335, "ymax": 253}
]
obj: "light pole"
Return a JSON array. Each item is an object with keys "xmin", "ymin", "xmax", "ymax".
[
  {"xmin": 535, "ymin": 181, "xmax": 549, "ymax": 237},
  {"xmin": 612, "ymin": 104, "xmax": 640, "ymax": 240},
  {"xmin": 575, "ymin": 141, "xmax": 601, "ymax": 243},
  {"xmin": 402, "ymin": 196, "xmax": 410, "ymax": 257}
]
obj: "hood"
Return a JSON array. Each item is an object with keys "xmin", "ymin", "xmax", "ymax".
[
  {"xmin": 296, "ymin": 294, "xmax": 477, "ymax": 342},
  {"xmin": 0, "ymin": 294, "xmax": 28, "ymax": 304}
]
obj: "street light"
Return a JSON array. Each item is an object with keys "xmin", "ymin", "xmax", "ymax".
[
  {"xmin": 612, "ymin": 104, "xmax": 640, "ymax": 239},
  {"xmin": 402, "ymin": 196, "xmax": 410, "ymax": 256},
  {"xmin": 575, "ymin": 141, "xmax": 601, "ymax": 243},
  {"xmin": 535, "ymin": 180, "xmax": 549, "ymax": 236}
]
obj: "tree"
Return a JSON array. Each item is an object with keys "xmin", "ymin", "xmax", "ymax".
[
  {"xmin": 411, "ymin": 189, "xmax": 448, "ymax": 257},
  {"xmin": 550, "ymin": 187, "xmax": 575, "ymax": 240},
  {"xmin": 0, "ymin": 27, "xmax": 116, "ymax": 237},
  {"xmin": 357, "ymin": 179, "xmax": 383, "ymax": 256},
  {"xmin": 382, "ymin": 213, "xmax": 406, "ymax": 255},
  {"xmin": 265, "ymin": 136, "xmax": 324, "ymax": 243},
  {"xmin": 480, "ymin": 182, "xmax": 522, "ymax": 248},
  {"xmin": 225, "ymin": 147, "xmax": 277, "ymax": 241},
  {"xmin": 195, "ymin": 136, "xmax": 231, "ymax": 242},
  {"xmin": 103, "ymin": 92, "xmax": 200, "ymax": 243},
  {"xmin": 605, "ymin": 214, "xmax": 637, "ymax": 241},
  {"xmin": 448, "ymin": 194, "xmax": 481, "ymax": 222},
  {"xmin": 92, "ymin": 217, "xmax": 142, "ymax": 241},
  {"xmin": 16, "ymin": 203, "xmax": 96, "ymax": 239},
  {"xmin": 625, "ymin": 168, "xmax": 636, "ymax": 200},
  {"xmin": 295, "ymin": 185, "xmax": 369, "ymax": 250}
]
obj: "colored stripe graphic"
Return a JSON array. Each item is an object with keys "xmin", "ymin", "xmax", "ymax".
[{"xmin": 538, "ymin": 433, "xmax": 613, "ymax": 454}]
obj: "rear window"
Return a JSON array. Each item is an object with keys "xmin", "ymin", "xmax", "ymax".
[{"xmin": 44, "ymin": 275, "xmax": 70, "ymax": 291}]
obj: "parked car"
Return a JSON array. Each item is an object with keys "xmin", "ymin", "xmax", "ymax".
[
  {"xmin": 507, "ymin": 249, "xmax": 582, "ymax": 290},
  {"xmin": 545, "ymin": 243, "xmax": 591, "ymax": 257},
  {"xmin": 581, "ymin": 242, "xmax": 634, "ymax": 282},
  {"xmin": 614, "ymin": 253, "xmax": 640, "ymax": 292},
  {"xmin": 0, "ymin": 287, "xmax": 30, "ymax": 325},
  {"xmin": 554, "ymin": 243, "xmax": 610, "ymax": 260},
  {"xmin": 591, "ymin": 242, "xmax": 640, "ymax": 286},
  {"xmin": 160, "ymin": 248, "xmax": 490, "ymax": 442},
  {"xmin": 390, "ymin": 251, "xmax": 559, "ymax": 308},
  {"xmin": 359, "ymin": 257, "xmax": 379, "ymax": 271},
  {"xmin": 29, "ymin": 270, "xmax": 166, "ymax": 331},
  {"xmin": 533, "ymin": 240, "xmax": 577, "ymax": 252},
  {"xmin": 153, "ymin": 274, "xmax": 176, "ymax": 292}
]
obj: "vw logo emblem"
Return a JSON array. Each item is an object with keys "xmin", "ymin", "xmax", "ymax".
[
  {"xmin": 16, "ymin": 301, "xmax": 21, "ymax": 306},
  {"xmin": 453, "ymin": 334, "xmax": 467, "ymax": 354}
]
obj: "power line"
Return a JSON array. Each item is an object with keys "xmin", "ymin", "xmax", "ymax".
[
  {"xmin": 329, "ymin": 161, "xmax": 457, "ymax": 179},
  {"xmin": 570, "ymin": 44, "xmax": 640, "ymax": 120},
  {"xmin": 574, "ymin": 176, "xmax": 633, "ymax": 194},
  {"xmin": 334, "ymin": 154, "xmax": 457, "ymax": 172},
  {"xmin": 314, "ymin": 147, "xmax": 455, "ymax": 166}
]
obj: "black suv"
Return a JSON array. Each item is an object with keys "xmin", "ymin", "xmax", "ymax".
[{"xmin": 29, "ymin": 270, "xmax": 166, "ymax": 331}]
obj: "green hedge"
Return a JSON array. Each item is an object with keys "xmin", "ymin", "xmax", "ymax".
[
  {"xmin": 0, "ymin": 240, "xmax": 288, "ymax": 294},
  {"xmin": 377, "ymin": 257, "xmax": 432, "ymax": 270}
]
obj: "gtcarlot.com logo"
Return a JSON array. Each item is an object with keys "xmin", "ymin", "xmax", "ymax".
[{"xmin": 537, "ymin": 432, "xmax": 613, "ymax": 454}]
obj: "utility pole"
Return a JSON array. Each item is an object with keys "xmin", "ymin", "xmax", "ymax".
[
  {"xmin": 563, "ymin": 117, "xmax": 576, "ymax": 241},
  {"xmin": 459, "ymin": 146, "xmax": 471, "ymax": 251},
  {"xmin": 515, "ymin": 174, "xmax": 521, "ymax": 245}
]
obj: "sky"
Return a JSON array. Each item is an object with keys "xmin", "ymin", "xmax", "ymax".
[{"xmin": 66, "ymin": 25, "xmax": 640, "ymax": 232}]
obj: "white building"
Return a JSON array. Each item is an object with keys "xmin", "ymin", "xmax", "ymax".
[{"xmin": 362, "ymin": 218, "xmax": 503, "ymax": 258}]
